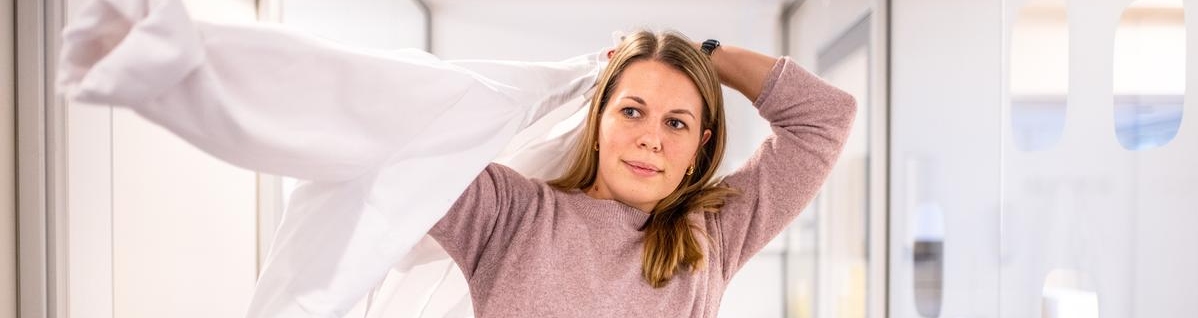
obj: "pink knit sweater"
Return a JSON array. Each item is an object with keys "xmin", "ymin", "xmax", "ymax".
[{"xmin": 428, "ymin": 57, "xmax": 856, "ymax": 317}]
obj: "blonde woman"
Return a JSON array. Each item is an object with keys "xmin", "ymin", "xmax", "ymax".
[{"xmin": 428, "ymin": 30, "xmax": 856, "ymax": 316}]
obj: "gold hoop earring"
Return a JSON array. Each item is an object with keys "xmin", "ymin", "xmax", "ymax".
[{"xmin": 686, "ymin": 165, "xmax": 695, "ymax": 176}]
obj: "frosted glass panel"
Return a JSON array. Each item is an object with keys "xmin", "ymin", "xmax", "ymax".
[
  {"xmin": 1001, "ymin": 0, "xmax": 1198, "ymax": 317},
  {"xmin": 895, "ymin": 0, "xmax": 1196, "ymax": 317}
]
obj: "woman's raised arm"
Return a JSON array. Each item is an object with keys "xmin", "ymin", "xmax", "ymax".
[{"xmin": 703, "ymin": 43, "xmax": 858, "ymax": 278}]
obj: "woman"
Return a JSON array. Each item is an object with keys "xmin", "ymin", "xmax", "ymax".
[
  {"xmin": 428, "ymin": 30, "xmax": 856, "ymax": 317},
  {"xmin": 58, "ymin": 1, "xmax": 853, "ymax": 314}
]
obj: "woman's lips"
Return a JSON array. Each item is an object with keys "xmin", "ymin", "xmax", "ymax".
[{"xmin": 623, "ymin": 160, "xmax": 661, "ymax": 177}]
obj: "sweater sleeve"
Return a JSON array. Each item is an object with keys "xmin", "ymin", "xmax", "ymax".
[
  {"xmin": 714, "ymin": 57, "xmax": 857, "ymax": 278},
  {"xmin": 427, "ymin": 163, "xmax": 541, "ymax": 279}
]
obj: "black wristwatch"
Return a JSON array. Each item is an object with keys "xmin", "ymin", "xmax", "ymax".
[{"xmin": 700, "ymin": 39, "xmax": 720, "ymax": 56}]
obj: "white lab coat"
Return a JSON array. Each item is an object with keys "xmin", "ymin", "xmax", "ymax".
[{"xmin": 58, "ymin": 0, "xmax": 606, "ymax": 316}]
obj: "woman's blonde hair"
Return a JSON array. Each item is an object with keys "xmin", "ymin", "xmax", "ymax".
[{"xmin": 548, "ymin": 30, "xmax": 737, "ymax": 288}]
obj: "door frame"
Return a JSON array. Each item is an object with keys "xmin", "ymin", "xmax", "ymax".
[{"xmin": 16, "ymin": 0, "xmax": 68, "ymax": 316}]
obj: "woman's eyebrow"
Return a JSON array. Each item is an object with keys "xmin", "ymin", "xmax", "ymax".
[
  {"xmin": 668, "ymin": 109, "xmax": 697, "ymax": 120},
  {"xmin": 623, "ymin": 95, "xmax": 696, "ymax": 119}
]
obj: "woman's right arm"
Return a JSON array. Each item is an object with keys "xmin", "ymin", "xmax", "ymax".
[{"xmin": 704, "ymin": 45, "xmax": 858, "ymax": 277}]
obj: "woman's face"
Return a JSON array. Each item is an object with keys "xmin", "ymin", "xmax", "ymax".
[{"xmin": 588, "ymin": 59, "xmax": 712, "ymax": 212}]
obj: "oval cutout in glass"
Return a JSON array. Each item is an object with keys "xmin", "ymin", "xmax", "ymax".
[
  {"xmin": 1041, "ymin": 269, "xmax": 1099, "ymax": 318},
  {"xmin": 1113, "ymin": 0, "xmax": 1185, "ymax": 150},
  {"xmin": 905, "ymin": 159, "xmax": 944, "ymax": 318},
  {"xmin": 912, "ymin": 201, "xmax": 944, "ymax": 317},
  {"xmin": 1010, "ymin": 0, "xmax": 1069, "ymax": 151}
]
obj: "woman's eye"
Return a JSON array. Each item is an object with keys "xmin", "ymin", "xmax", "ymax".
[
  {"xmin": 667, "ymin": 119, "xmax": 687, "ymax": 130},
  {"xmin": 621, "ymin": 107, "xmax": 641, "ymax": 118}
]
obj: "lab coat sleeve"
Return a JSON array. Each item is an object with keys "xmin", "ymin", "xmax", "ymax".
[
  {"xmin": 59, "ymin": 0, "xmax": 601, "ymax": 182},
  {"xmin": 58, "ymin": 0, "xmax": 606, "ymax": 317}
]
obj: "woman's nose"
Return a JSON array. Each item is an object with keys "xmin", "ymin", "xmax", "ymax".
[{"xmin": 637, "ymin": 130, "xmax": 662, "ymax": 152}]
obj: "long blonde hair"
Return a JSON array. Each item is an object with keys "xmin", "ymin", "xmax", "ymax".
[{"xmin": 548, "ymin": 30, "xmax": 738, "ymax": 288}]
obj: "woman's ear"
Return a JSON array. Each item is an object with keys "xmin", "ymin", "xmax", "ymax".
[{"xmin": 700, "ymin": 129, "xmax": 712, "ymax": 146}]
